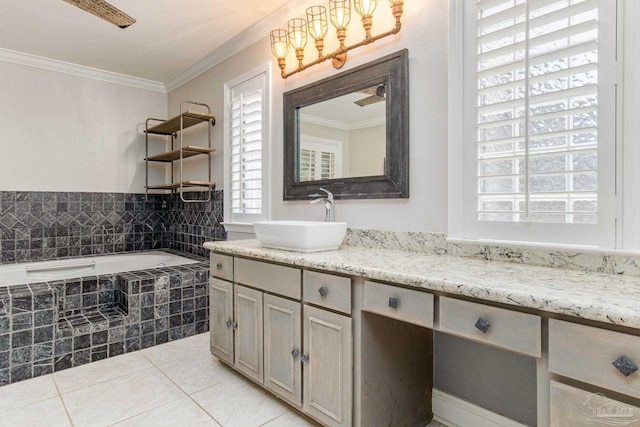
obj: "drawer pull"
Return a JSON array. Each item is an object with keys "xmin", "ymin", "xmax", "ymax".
[
  {"xmin": 301, "ymin": 354, "xmax": 309, "ymax": 364},
  {"xmin": 291, "ymin": 348, "xmax": 300, "ymax": 359},
  {"xmin": 318, "ymin": 286, "xmax": 328, "ymax": 298},
  {"xmin": 216, "ymin": 261, "xmax": 223, "ymax": 270},
  {"xmin": 388, "ymin": 297, "xmax": 398, "ymax": 309},
  {"xmin": 612, "ymin": 355, "xmax": 639, "ymax": 377},
  {"xmin": 475, "ymin": 317, "xmax": 491, "ymax": 334}
]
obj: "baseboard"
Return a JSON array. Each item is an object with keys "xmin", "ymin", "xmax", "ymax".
[{"xmin": 432, "ymin": 389, "xmax": 528, "ymax": 427}]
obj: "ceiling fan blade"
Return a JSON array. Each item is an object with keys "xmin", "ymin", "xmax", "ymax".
[
  {"xmin": 354, "ymin": 95, "xmax": 385, "ymax": 107},
  {"xmin": 62, "ymin": 0, "xmax": 136, "ymax": 28}
]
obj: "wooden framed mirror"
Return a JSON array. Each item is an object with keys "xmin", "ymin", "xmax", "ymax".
[{"xmin": 283, "ymin": 49, "xmax": 409, "ymax": 200}]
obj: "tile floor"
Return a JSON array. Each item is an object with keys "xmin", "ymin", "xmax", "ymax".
[{"xmin": 0, "ymin": 333, "xmax": 447, "ymax": 427}]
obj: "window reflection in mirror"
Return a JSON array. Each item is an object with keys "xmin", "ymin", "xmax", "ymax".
[{"xmin": 297, "ymin": 85, "xmax": 386, "ymax": 182}]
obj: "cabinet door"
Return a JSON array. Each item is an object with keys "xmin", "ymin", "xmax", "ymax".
[
  {"xmin": 303, "ymin": 305, "xmax": 352, "ymax": 427},
  {"xmin": 209, "ymin": 278, "xmax": 234, "ymax": 364},
  {"xmin": 264, "ymin": 294, "xmax": 302, "ymax": 407},
  {"xmin": 234, "ymin": 284, "xmax": 263, "ymax": 384}
]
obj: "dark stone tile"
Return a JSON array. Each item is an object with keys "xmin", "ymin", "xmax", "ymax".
[
  {"xmin": 65, "ymin": 281, "xmax": 81, "ymax": 296},
  {"xmin": 72, "ymin": 349, "xmax": 90, "ymax": 367},
  {"xmin": 195, "ymin": 321, "xmax": 208, "ymax": 334},
  {"xmin": 0, "ymin": 317, "xmax": 9, "ymax": 334},
  {"xmin": 12, "ymin": 346, "xmax": 32, "ymax": 365},
  {"xmin": 11, "ymin": 330, "xmax": 32, "ymax": 349},
  {"xmin": 82, "ymin": 279, "xmax": 98, "ymax": 293},
  {"xmin": 34, "ymin": 310, "xmax": 54, "ymax": 327},
  {"xmin": 169, "ymin": 328, "xmax": 182, "ymax": 341},
  {"xmin": 54, "ymin": 354, "xmax": 72, "ymax": 371},
  {"xmin": 33, "ymin": 364, "xmax": 53, "ymax": 378},
  {"xmin": 55, "ymin": 338, "xmax": 72, "ymax": 356},
  {"xmin": 195, "ymin": 309, "xmax": 207, "ymax": 322},
  {"xmin": 11, "ymin": 312, "xmax": 33, "ymax": 331},
  {"xmin": 73, "ymin": 334, "xmax": 90, "ymax": 351},
  {"xmin": 108, "ymin": 327, "xmax": 125, "ymax": 343},
  {"xmin": 33, "ymin": 342, "xmax": 53, "ymax": 362},
  {"xmin": 0, "ymin": 351, "xmax": 8, "ymax": 369},
  {"xmin": 91, "ymin": 350, "xmax": 108, "ymax": 362},
  {"xmin": 124, "ymin": 338, "xmax": 140, "ymax": 353},
  {"xmin": 92, "ymin": 330, "xmax": 108, "ymax": 346},
  {"xmin": 11, "ymin": 364, "xmax": 32, "ymax": 382},
  {"xmin": 0, "ymin": 369, "xmax": 9, "ymax": 386},
  {"xmin": 108, "ymin": 341, "xmax": 124, "ymax": 357},
  {"xmin": 11, "ymin": 296, "xmax": 32, "ymax": 313},
  {"xmin": 125, "ymin": 324, "xmax": 140, "ymax": 339},
  {"xmin": 34, "ymin": 326, "xmax": 53, "ymax": 344},
  {"xmin": 155, "ymin": 331, "xmax": 168, "ymax": 345},
  {"xmin": 140, "ymin": 334, "xmax": 154, "ymax": 349}
]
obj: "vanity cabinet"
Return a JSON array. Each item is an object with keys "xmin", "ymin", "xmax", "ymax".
[
  {"xmin": 209, "ymin": 255, "xmax": 352, "ymax": 426},
  {"xmin": 264, "ymin": 293, "xmax": 302, "ymax": 407},
  {"xmin": 548, "ymin": 319, "xmax": 640, "ymax": 423}
]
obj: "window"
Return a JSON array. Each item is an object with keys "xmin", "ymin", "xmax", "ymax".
[
  {"xmin": 451, "ymin": 0, "xmax": 618, "ymax": 247},
  {"xmin": 299, "ymin": 137, "xmax": 343, "ymax": 181},
  {"xmin": 224, "ymin": 65, "xmax": 270, "ymax": 227}
]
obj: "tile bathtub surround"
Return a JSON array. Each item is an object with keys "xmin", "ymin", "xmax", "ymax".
[
  {"xmin": 0, "ymin": 190, "xmax": 225, "ymax": 264},
  {"xmin": 0, "ymin": 261, "xmax": 210, "ymax": 387},
  {"xmin": 344, "ymin": 228, "xmax": 640, "ymax": 277}
]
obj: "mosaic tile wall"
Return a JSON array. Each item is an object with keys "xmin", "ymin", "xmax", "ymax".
[
  {"xmin": 0, "ymin": 262, "xmax": 209, "ymax": 386},
  {"xmin": 0, "ymin": 190, "xmax": 225, "ymax": 264}
]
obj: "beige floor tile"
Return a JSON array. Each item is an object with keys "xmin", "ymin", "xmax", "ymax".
[
  {"xmin": 157, "ymin": 351, "xmax": 235, "ymax": 394},
  {"xmin": 141, "ymin": 333, "xmax": 210, "ymax": 366},
  {"xmin": 111, "ymin": 397, "xmax": 221, "ymax": 427},
  {"xmin": 0, "ymin": 374, "xmax": 59, "ymax": 413},
  {"xmin": 61, "ymin": 367, "xmax": 186, "ymax": 427},
  {"xmin": 0, "ymin": 396, "xmax": 72, "ymax": 427},
  {"xmin": 261, "ymin": 411, "xmax": 319, "ymax": 427},
  {"xmin": 192, "ymin": 374, "xmax": 289, "ymax": 427},
  {"xmin": 53, "ymin": 351, "xmax": 154, "ymax": 394}
]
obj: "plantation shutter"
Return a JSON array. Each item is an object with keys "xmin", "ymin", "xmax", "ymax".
[
  {"xmin": 229, "ymin": 75, "xmax": 264, "ymax": 215},
  {"xmin": 476, "ymin": 0, "xmax": 599, "ymax": 224}
]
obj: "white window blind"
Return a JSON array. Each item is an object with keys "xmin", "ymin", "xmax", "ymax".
[
  {"xmin": 229, "ymin": 74, "xmax": 265, "ymax": 217},
  {"xmin": 476, "ymin": 0, "xmax": 600, "ymax": 224},
  {"xmin": 298, "ymin": 138, "xmax": 342, "ymax": 181}
]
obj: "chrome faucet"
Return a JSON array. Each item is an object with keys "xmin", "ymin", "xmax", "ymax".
[{"xmin": 309, "ymin": 188, "xmax": 335, "ymax": 222}]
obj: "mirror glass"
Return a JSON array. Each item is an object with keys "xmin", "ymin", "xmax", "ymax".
[
  {"xmin": 298, "ymin": 85, "xmax": 386, "ymax": 181},
  {"xmin": 284, "ymin": 49, "xmax": 409, "ymax": 200}
]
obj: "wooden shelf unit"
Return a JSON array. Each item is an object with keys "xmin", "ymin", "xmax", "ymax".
[{"xmin": 144, "ymin": 101, "xmax": 216, "ymax": 203}]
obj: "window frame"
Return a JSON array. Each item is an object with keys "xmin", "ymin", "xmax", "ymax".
[
  {"xmin": 223, "ymin": 63, "xmax": 271, "ymax": 232},
  {"xmin": 449, "ymin": 0, "xmax": 621, "ymax": 248}
]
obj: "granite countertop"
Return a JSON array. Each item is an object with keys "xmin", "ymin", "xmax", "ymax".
[{"xmin": 203, "ymin": 240, "xmax": 640, "ymax": 330}]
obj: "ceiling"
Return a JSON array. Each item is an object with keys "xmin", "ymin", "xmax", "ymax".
[{"xmin": 0, "ymin": 0, "xmax": 298, "ymax": 84}]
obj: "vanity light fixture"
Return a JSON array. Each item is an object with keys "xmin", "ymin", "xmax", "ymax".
[{"xmin": 270, "ymin": 0, "xmax": 404, "ymax": 79}]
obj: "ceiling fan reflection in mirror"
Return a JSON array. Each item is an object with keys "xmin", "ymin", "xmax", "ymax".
[{"xmin": 62, "ymin": 0, "xmax": 136, "ymax": 28}]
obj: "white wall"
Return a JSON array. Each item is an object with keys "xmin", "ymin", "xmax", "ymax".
[
  {"xmin": 0, "ymin": 61, "xmax": 167, "ymax": 193},
  {"xmin": 348, "ymin": 124, "xmax": 386, "ymax": 177},
  {"xmin": 168, "ymin": 1, "xmax": 449, "ymax": 232}
]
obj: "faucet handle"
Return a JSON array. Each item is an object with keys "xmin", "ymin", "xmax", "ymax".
[{"xmin": 318, "ymin": 188, "xmax": 334, "ymax": 202}]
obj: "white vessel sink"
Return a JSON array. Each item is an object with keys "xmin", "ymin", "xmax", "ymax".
[{"xmin": 253, "ymin": 221, "xmax": 348, "ymax": 252}]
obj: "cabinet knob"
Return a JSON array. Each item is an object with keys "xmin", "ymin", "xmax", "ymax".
[
  {"xmin": 612, "ymin": 355, "xmax": 639, "ymax": 377},
  {"xmin": 301, "ymin": 354, "xmax": 309, "ymax": 364},
  {"xmin": 318, "ymin": 286, "xmax": 328, "ymax": 298},
  {"xmin": 388, "ymin": 297, "xmax": 398, "ymax": 309},
  {"xmin": 216, "ymin": 261, "xmax": 223, "ymax": 270},
  {"xmin": 291, "ymin": 349, "xmax": 300, "ymax": 358},
  {"xmin": 475, "ymin": 317, "xmax": 491, "ymax": 334},
  {"xmin": 231, "ymin": 321, "xmax": 238, "ymax": 330},
  {"xmin": 225, "ymin": 319, "xmax": 232, "ymax": 328}
]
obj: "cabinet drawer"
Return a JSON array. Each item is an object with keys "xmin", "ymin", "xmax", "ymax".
[
  {"xmin": 363, "ymin": 281, "xmax": 433, "ymax": 328},
  {"xmin": 439, "ymin": 297, "xmax": 541, "ymax": 358},
  {"xmin": 549, "ymin": 319, "xmax": 640, "ymax": 400},
  {"xmin": 550, "ymin": 381, "xmax": 640, "ymax": 426},
  {"xmin": 303, "ymin": 271, "xmax": 351, "ymax": 315},
  {"xmin": 234, "ymin": 258, "xmax": 301, "ymax": 300},
  {"xmin": 210, "ymin": 253, "xmax": 233, "ymax": 281}
]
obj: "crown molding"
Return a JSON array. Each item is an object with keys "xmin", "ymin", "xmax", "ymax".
[
  {"xmin": 164, "ymin": 0, "xmax": 318, "ymax": 92},
  {"xmin": 300, "ymin": 113, "xmax": 386, "ymax": 131},
  {"xmin": 0, "ymin": 48, "xmax": 166, "ymax": 93}
]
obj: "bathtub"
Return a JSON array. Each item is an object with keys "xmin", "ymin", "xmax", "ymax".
[{"xmin": 0, "ymin": 251, "xmax": 200, "ymax": 286}]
